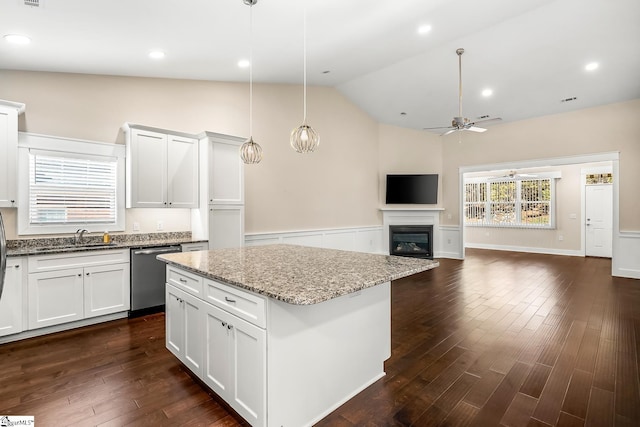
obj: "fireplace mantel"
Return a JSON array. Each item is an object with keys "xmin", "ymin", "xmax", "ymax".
[{"xmin": 380, "ymin": 208, "xmax": 442, "ymax": 256}]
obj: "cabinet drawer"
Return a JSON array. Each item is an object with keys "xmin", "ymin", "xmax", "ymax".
[
  {"xmin": 204, "ymin": 279, "xmax": 266, "ymax": 328},
  {"xmin": 167, "ymin": 265, "xmax": 203, "ymax": 297},
  {"xmin": 28, "ymin": 249, "xmax": 130, "ymax": 273}
]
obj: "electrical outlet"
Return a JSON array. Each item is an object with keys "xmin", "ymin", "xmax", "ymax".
[
  {"xmin": 569, "ymin": 213, "xmax": 577, "ymax": 219},
  {"xmin": 133, "ymin": 222, "xmax": 140, "ymax": 231},
  {"xmin": 157, "ymin": 220, "xmax": 163, "ymax": 231},
  {"xmin": 447, "ymin": 238, "xmax": 452, "ymax": 244},
  {"xmin": 558, "ymin": 235, "xmax": 564, "ymax": 241},
  {"xmin": 447, "ymin": 213, "xmax": 452, "ymax": 220}
]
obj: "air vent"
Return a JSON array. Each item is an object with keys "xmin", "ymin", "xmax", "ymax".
[
  {"xmin": 24, "ymin": 0, "xmax": 41, "ymax": 7},
  {"xmin": 561, "ymin": 97, "xmax": 577, "ymax": 103}
]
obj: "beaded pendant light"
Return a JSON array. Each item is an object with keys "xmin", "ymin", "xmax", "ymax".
[
  {"xmin": 239, "ymin": 0, "xmax": 263, "ymax": 164},
  {"xmin": 290, "ymin": 3, "xmax": 319, "ymax": 153}
]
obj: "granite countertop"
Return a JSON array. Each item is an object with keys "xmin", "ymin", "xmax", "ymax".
[
  {"xmin": 6, "ymin": 232, "xmax": 207, "ymax": 257},
  {"xmin": 158, "ymin": 244, "xmax": 439, "ymax": 305}
]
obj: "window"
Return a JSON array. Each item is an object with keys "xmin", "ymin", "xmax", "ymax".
[
  {"xmin": 18, "ymin": 133, "xmax": 125, "ymax": 235},
  {"xmin": 28, "ymin": 151, "xmax": 117, "ymax": 225},
  {"xmin": 464, "ymin": 174, "xmax": 558, "ymax": 228}
]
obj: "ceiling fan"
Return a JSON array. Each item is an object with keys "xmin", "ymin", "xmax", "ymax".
[
  {"xmin": 493, "ymin": 170, "xmax": 538, "ymax": 180},
  {"xmin": 424, "ymin": 48, "xmax": 502, "ymax": 136}
]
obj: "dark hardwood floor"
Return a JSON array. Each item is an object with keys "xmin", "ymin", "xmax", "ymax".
[{"xmin": 1, "ymin": 249, "xmax": 639, "ymax": 426}]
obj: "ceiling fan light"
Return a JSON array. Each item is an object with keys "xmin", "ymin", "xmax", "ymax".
[
  {"xmin": 290, "ymin": 124, "xmax": 319, "ymax": 153},
  {"xmin": 240, "ymin": 136, "xmax": 263, "ymax": 164}
]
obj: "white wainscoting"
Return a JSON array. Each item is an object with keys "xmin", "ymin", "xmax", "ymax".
[
  {"xmin": 614, "ymin": 231, "xmax": 640, "ymax": 279},
  {"xmin": 245, "ymin": 226, "xmax": 385, "ymax": 254},
  {"xmin": 440, "ymin": 225, "xmax": 463, "ymax": 259}
]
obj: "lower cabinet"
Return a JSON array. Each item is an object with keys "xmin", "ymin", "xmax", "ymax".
[
  {"xmin": 208, "ymin": 205, "xmax": 244, "ymax": 249},
  {"xmin": 27, "ymin": 249, "xmax": 130, "ymax": 330},
  {"xmin": 0, "ymin": 258, "xmax": 25, "ymax": 337},
  {"xmin": 203, "ymin": 303, "xmax": 266, "ymax": 426},
  {"xmin": 165, "ymin": 269, "xmax": 266, "ymax": 427},
  {"xmin": 165, "ymin": 284, "xmax": 204, "ymax": 376}
]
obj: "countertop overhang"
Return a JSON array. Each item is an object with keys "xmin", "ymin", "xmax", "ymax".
[{"xmin": 158, "ymin": 244, "xmax": 439, "ymax": 305}]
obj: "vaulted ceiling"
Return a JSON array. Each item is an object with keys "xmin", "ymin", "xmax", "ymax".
[{"xmin": 2, "ymin": 0, "xmax": 639, "ymax": 131}]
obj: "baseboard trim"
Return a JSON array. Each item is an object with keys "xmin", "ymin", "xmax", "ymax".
[{"xmin": 465, "ymin": 243, "xmax": 584, "ymax": 257}]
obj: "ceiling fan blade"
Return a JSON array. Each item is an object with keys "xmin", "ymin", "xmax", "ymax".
[
  {"xmin": 470, "ymin": 117, "xmax": 503, "ymax": 126},
  {"xmin": 467, "ymin": 126, "xmax": 487, "ymax": 133},
  {"xmin": 423, "ymin": 125, "xmax": 452, "ymax": 130},
  {"xmin": 441, "ymin": 128, "xmax": 458, "ymax": 136}
]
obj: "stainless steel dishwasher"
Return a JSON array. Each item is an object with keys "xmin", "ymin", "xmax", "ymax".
[{"xmin": 130, "ymin": 245, "xmax": 181, "ymax": 316}]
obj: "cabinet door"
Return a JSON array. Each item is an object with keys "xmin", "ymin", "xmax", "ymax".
[
  {"xmin": 166, "ymin": 285, "xmax": 185, "ymax": 359},
  {"xmin": 83, "ymin": 263, "xmax": 130, "ymax": 318},
  {"xmin": 28, "ymin": 268, "xmax": 84, "ymax": 329},
  {"xmin": 203, "ymin": 303, "xmax": 232, "ymax": 397},
  {"xmin": 183, "ymin": 290, "xmax": 204, "ymax": 376},
  {"xmin": 0, "ymin": 106, "xmax": 19, "ymax": 207},
  {"xmin": 209, "ymin": 205, "xmax": 244, "ymax": 249},
  {"xmin": 128, "ymin": 129, "xmax": 167, "ymax": 208},
  {"xmin": 167, "ymin": 134, "xmax": 199, "ymax": 208},
  {"xmin": 209, "ymin": 139, "xmax": 244, "ymax": 204},
  {"xmin": 231, "ymin": 315, "xmax": 266, "ymax": 427},
  {"xmin": 0, "ymin": 259, "xmax": 24, "ymax": 337}
]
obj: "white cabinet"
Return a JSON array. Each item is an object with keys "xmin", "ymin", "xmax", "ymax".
[
  {"xmin": 206, "ymin": 134, "xmax": 244, "ymax": 205},
  {"xmin": 0, "ymin": 100, "xmax": 25, "ymax": 207},
  {"xmin": 0, "ymin": 258, "xmax": 25, "ymax": 337},
  {"xmin": 166, "ymin": 284, "xmax": 205, "ymax": 376},
  {"xmin": 165, "ymin": 266, "xmax": 266, "ymax": 426},
  {"xmin": 203, "ymin": 299, "xmax": 266, "ymax": 427},
  {"xmin": 84, "ymin": 263, "xmax": 130, "ymax": 318},
  {"xmin": 27, "ymin": 249, "xmax": 130, "ymax": 329},
  {"xmin": 125, "ymin": 125, "xmax": 199, "ymax": 208},
  {"xmin": 180, "ymin": 242, "xmax": 209, "ymax": 252},
  {"xmin": 28, "ymin": 267, "xmax": 84, "ymax": 329},
  {"xmin": 209, "ymin": 205, "xmax": 244, "ymax": 249}
]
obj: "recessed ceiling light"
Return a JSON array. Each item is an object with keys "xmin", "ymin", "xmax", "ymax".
[
  {"xmin": 585, "ymin": 62, "xmax": 599, "ymax": 71},
  {"xmin": 482, "ymin": 88, "xmax": 493, "ymax": 97},
  {"xmin": 237, "ymin": 59, "xmax": 250, "ymax": 68},
  {"xmin": 417, "ymin": 25, "xmax": 432, "ymax": 35},
  {"xmin": 4, "ymin": 34, "xmax": 31, "ymax": 45},
  {"xmin": 148, "ymin": 50, "xmax": 165, "ymax": 59}
]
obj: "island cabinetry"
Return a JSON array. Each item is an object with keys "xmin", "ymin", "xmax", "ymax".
[
  {"xmin": 166, "ymin": 284, "xmax": 204, "ymax": 376},
  {"xmin": 125, "ymin": 124, "xmax": 199, "ymax": 209},
  {"xmin": 0, "ymin": 100, "xmax": 25, "ymax": 207},
  {"xmin": 180, "ymin": 242, "xmax": 209, "ymax": 252},
  {"xmin": 203, "ymin": 302, "xmax": 266, "ymax": 426},
  {"xmin": 27, "ymin": 250, "xmax": 130, "ymax": 329},
  {"xmin": 0, "ymin": 258, "xmax": 25, "ymax": 337}
]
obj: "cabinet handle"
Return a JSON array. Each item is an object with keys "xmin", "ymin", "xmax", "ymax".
[
  {"xmin": 14, "ymin": 265, "xmax": 20, "ymax": 269},
  {"xmin": 77, "ymin": 274, "xmax": 82, "ymax": 277},
  {"xmin": 221, "ymin": 321, "xmax": 227, "ymax": 327},
  {"xmin": 227, "ymin": 324, "xmax": 233, "ymax": 330},
  {"xmin": 86, "ymin": 272, "xmax": 90, "ymax": 276},
  {"xmin": 179, "ymin": 278, "xmax": 187, "ymax": 283},
  {"xmin": 224, "ymin": 297, "xmax": 236, "ymax": 303}
]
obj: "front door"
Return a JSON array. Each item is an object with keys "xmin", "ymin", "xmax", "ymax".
[{"xmin": 585, "ymin": 184, "xmax": 612, "ymax": 258}]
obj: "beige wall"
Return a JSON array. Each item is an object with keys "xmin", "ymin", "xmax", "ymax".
[
  {"xmin": 377, "ymin": 123, "xmax": 442, "ymax": 205},
  {"xmin": 0, "ymin": 69, "xmax": 381, "ymax": 239},
  {"xmin": 2, "ymin": 69, "xmax": 638, "ymax": 245},
  {"xmin": 441, "ymin": 99, "xmax": 640, "ymax": 231}
]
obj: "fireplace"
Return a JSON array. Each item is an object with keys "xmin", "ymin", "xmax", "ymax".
[{"xmin": 389, "ymin": 225, "xmax": 433, "ymax": 259}]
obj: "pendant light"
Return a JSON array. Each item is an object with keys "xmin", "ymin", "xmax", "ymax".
[
  {"xmin": 240, "ymin": 0, "xmax": 263, "ymax": 164},
  {"xmin": 290, "ymin": 3, "xmax": 319, "ymax": 153}
]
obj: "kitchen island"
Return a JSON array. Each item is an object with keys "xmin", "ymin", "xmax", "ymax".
[{"xmin": 158, "ymin": 244, "xmax": 438, "ymax": 427}]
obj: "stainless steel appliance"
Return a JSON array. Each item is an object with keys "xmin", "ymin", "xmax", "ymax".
[
  {"xmin": 130, "ymin": 245, "xmax": 181, "ymax": 316},
  {"xmin": 0, "ymin": 212, "xmax": 6, "ymax": 301}
]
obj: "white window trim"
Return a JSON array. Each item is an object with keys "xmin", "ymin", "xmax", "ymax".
[
  {"xmin": 17, "ymin": 132, "xmax": 125, "ymax": 236},
  {"xmin": 464, "ymin": 171, "xmax": 561, "ymax": 229}
]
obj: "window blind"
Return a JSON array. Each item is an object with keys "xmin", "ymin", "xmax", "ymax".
[{"xmin": 28, "ymin": 151, "xmax": 118, "ymax": 225}]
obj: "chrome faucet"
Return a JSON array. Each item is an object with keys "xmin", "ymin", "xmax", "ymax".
[{"xmin": 75, "ymin": 229, "xmax": 88, "ymax": 245}]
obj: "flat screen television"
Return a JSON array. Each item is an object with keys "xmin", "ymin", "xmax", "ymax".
[{"xmin": 385, "ymin": 174, "xmax": 438, "ymax": 204}]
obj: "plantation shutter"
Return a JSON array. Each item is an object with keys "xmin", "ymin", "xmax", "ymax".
[{"xmin": 28, "ymin": 150, "xmax": 118, "ymax": 225}]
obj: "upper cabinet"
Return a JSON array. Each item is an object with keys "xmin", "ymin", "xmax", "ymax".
[
  {"xmin": 201, "ymin": 132, "xmax": 245, "ymax": 205},
  {"xmin": 0, "ymin": 100, "xmax": 26, "ymax": 208},
  {"xmin": 124, "ymin": 124, "xmax": 199, "ymax": 208}
]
